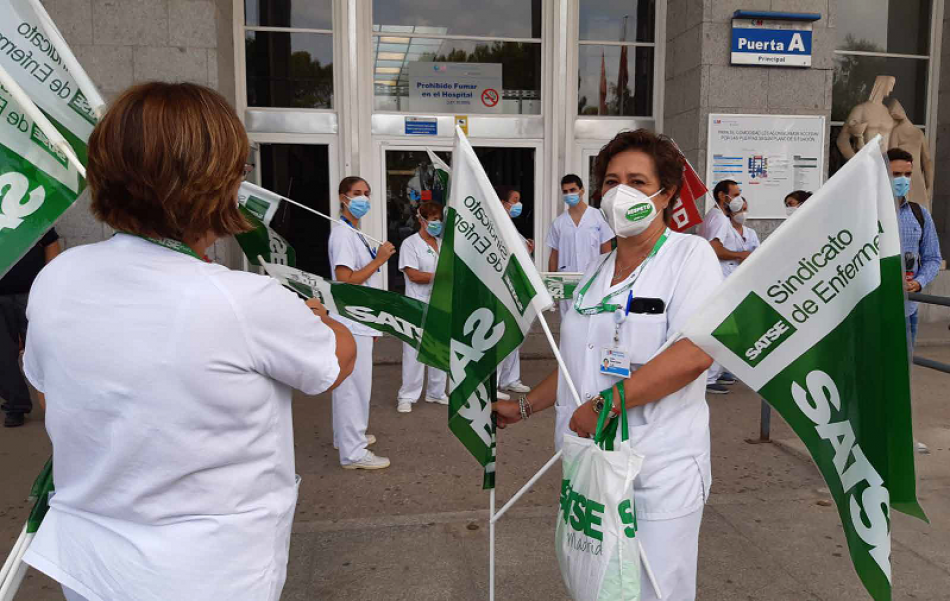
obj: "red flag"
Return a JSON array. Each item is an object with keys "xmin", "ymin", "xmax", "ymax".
[
  {"xmin": 599, "ymin": 51, "xmax": 608, "ymax": 115},
  {"xmin": 670, "ymin": 159, "xmax": 706, "ymax": 232},
  {"xmin": 616, "ymin": 45, "xmax": 628, "ymax": 114}
]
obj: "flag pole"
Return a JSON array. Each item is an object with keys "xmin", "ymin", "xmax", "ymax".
[
  {"xmin": 488, "ymin": 488, "xmax": 496, "ymax": 601},
  {"xmin": 26, "ymin": 0, "xmax": 106, "ymax": 118},
  {"xmin": 491, "ymin": 450, "xmax": 562, "ymax": 524},
  {"xmin": 537, "ymin": 313, "xmax": 584, "ymax": 407},
  {"xmin": 276, "ymin": 195, "xmax": 385, "ymax": 247},
  {"xmin": 0, "ymin": 64, "xmax": 86, "ymax": 178}
]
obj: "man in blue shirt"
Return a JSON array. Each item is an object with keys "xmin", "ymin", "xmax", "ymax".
[{"xmin": 887, "ymin": 148, "xmax": 942, "ymax": 454}]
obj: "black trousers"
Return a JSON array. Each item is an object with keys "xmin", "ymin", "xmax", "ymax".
[{"xmin": 0, "ymin": 294, "xmax": 31, "ymax": 414}]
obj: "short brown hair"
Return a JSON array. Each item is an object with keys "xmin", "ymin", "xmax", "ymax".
[
  {"xmin": 88, "ymin": 82, "xmax": 251, "ymax": 242},
  {"xmin": 418, "ymin": 201, "xmax": 443, "ymax": 220},
  {"xmin": 886, "ymin": 147, "xmax": 913, "ymax": 164},
  {"xmin": 593, "ymin": 129, "xmax": 685, "ymax": 225}
]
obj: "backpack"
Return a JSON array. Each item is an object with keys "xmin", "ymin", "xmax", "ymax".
[{"xmin": 908, "ymin": 201, "xmax": 925, "ymax": 230}]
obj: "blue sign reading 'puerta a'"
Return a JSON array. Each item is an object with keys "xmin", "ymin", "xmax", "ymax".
[{"xmin": 730, "ymin": 11, "xmax": 821, "ymax": 68}]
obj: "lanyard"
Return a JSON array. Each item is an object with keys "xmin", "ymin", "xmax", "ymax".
[
  {"xmin": 341, "ymin": 216, "xmax": 377, "ymax": 259},
  {"xmin": 125, "ymin": 233, "xmax": 204, "ymax": 261},
  {"xmin": 573, "ymin": 228, "xmax": 669, "ymax": 316}
]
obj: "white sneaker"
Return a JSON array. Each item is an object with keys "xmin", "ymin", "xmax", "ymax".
[
  {"xmin": 502, "ymin": 381, "xmax": 531, "ymax": 393},
  {"xmin": 497, "ymin": 390, "xmax": 510, "ymax": 400},
  {"xmin": 397, "ymin": 401, "xmax": 412, "ymax": 413},
  {"xmin": 333, "ymin": 434, "xmax": 375, "ymax": 450},
  {"xmin": 342, "ymin": 451, "xmax": 390, "ymax": 470},
  {"xmin": 916, "ymin": 441, "xmax": 930, "ymax": 454},
  {"xmin": 425, "ymin": 396, "xmax": 449, "ymax": 405}
]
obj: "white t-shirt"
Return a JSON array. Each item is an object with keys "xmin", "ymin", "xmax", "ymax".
[
  {"xmin": 708, "ymin": 220, "xmax": 760, "ymax": 277},
  {"xmin": 546, "ymin": 205, "xmax": 614, "ymax": 272},
  {"xmin": 22, "ymin": 234, "xmax": 341, "ymax": 601},
  {"xmin": 398, "ymin": 232, "xmax": 440, "ymax": 301},
  {"xmin": 328, "ymin": 222, "xmax": 383, "ymax": 336},
  {"xmin": 556, "ymin": 232, "xmax": 723, "ymax": 520},
  {"xmin": 701, "ymin": 205, "xmax": 729, "ymax": 242}
]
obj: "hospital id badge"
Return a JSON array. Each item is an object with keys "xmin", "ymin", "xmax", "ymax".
[{"xmin": 600, "ymin": 347, "xmax": 631, "ymax": 378}]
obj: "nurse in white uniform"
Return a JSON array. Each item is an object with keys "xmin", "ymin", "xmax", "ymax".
[
  {"xmin": 328, "ymin": 176, "xmax": 397, "ymax": 470},
  {"xmin": 396, "ymin": 201, "xmax": 448, "ymax": 412},
  {"xmin": 705, "ymin": 197, "xmax": 760, "ymax": 278},
  {"xmin": 547, "ymin": 174, "xmax": 614, "ymax": 315},
  {"xmin": 496, "ymin": 187, "xmax": 534, "ymax": 394},
  {"xmin": 20, "ymin": 82, "xmax": 357, "ymax": 601},
  {"xmin": 495, "ymin": 129, "xmax": 723, "ymax": 601}
]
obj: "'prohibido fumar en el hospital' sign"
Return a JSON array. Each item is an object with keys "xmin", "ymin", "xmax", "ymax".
[{"xmin": 409, "ymin": 62, "xmax": 503, "ymax": 114}]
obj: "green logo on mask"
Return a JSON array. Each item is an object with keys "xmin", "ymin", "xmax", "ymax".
[{"xmin": 625, "ymin": 203, "xmax": 653, "ymax": 222}]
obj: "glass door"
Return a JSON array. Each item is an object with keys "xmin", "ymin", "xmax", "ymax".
[
  {"xmin": 251, "ymin": 140, "xmax": 337, "ymax": 278},
  {"xmin": 380, "ymin": 143, "xmax": 539, "ymax": 292}
]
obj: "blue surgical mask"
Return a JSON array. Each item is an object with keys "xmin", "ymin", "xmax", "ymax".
[
  {"xmin": 564, "ymin": 193, "xmax": 580, "ymax": 207},
  {"xmin": 508, "ymin": 202, "xmax": 523, "ymax": 218},
  {"xmin": 426, "ymin": 220, "xmax": 443, "ymax": 237},
  {"xmin": 892, "ymin": 176, "xmax": 911, "ymax": 199},
  {"xmin": 346, "ymin": 195, "xmax": 371, "ymax": 218}
]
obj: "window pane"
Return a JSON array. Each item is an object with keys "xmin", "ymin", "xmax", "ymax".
[
  {"xmin": 246, "ymin": 31, "xmax": 334, "ymax": 109},
  {"xmin": 577, "ymin": 45, "xmax": 653, "ymax": 116},
  {"xmin": 373, "ymin": 0, "xmax": 542, "ymax": 39},
  {"xmin": 245, "ymin": 0, "xmax": 332, "ymax": 30},
  {"xmin": 259, "ymin": 144, "xmax": 332, "ymax": 278},
  {"xmin": 579, "ymin": 0, "xmax": 655, "ymax": 43},
  {"xmin": 832, "ymin": 54, "xmax": 927, "ymax": 123},
  {"xmin": 373, "ymin": 40, "xmax": 542, "ymax": 115},
  {"xmin": 836, "ymin": 0, "xmax": 931, "ymax": 55}
]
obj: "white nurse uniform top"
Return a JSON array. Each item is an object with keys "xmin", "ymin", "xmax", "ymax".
[{"xmin": 555, "ymin": 230, "xmax": 723, "ymax": 521}]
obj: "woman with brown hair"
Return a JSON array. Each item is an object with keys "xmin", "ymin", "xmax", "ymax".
[
  {"xmin": 20, "ymin": 82, "xmax": 356, "ymax": 601},
  {"xmin": 328, "ymin": 176, "xmax": 396, "ymax": 469},
  {"xmin": 494, "ymin": 129, "xmax": 723, "ymax": 601},
  {"xmin": 395, "ymin": 201, "xmax": 448, "ymax": 412}
]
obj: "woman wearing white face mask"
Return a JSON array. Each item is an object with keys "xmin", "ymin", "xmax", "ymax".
[
  {"xmin": 396, "ymin": 201, "xmax": 449, "ymax": 413},
  {"xmin": 494, "ymin": 129, "xmax": 722, "ymax": 601},
  {"xmin": 328, "ymin": 176, "xmax": 397, "ymax": 470},
  {"xmin": 707, "ymin": 196, "xmax": 760, "ymax": 278},
  {"xmin": 784, "ymin": 190, "xmax": 812, "ymax": 216}
]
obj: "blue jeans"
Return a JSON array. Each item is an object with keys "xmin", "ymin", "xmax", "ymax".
[{"xmin": 906, "ymin": 309, "xmax": 919, "ymax": 364}]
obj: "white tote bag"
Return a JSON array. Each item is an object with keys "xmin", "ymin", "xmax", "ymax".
[{"xmin": 556, "ymin": 384, "xmax": 645, "ymax": 601}]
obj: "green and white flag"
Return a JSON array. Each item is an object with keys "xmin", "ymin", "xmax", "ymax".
[
  {"xmin": 261, "ymin": 261, "xmax": 427, "ymax": 348},
  {"xmin": 236, "ymin": 182, "xmax": 296, "ymax": 267},
  {"xmin": 542, "ymin": 272, "xmax": 583, "ymax": 301},
  {"xmin": 0, "ymin": 0, "xmax": 96, "ymax": 277},
  {"xmin": 682, "ymin": 138, "xmax": 925, "ymax": 601},
  {"xmin": 427, "ymin": 148, "xmax": 450, "ymax": 194},
  {"xmin": 419, "ymin": 127, "xmax": 553, "ymax": 489}
]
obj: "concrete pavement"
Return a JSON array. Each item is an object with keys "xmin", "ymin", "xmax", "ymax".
[{"xmin": 2, "ymin": 321, "xmax": 949, "ymax": 600}]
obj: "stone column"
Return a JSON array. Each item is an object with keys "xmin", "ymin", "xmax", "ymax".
[{"xmin": 664, "ymin": 0, "xmax": 837, "ymax": 238}]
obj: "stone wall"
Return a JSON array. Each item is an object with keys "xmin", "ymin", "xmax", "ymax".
[
  {"xmin": 664, "ymin": 0, "xmax": 837, "ymax": 239},
  {"xmin": 40, "ymin": 0, "xmax": 239, "ymax": 265}
]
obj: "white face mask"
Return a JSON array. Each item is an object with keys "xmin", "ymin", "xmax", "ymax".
[
  {"xmin": 733, "ymin": 212, "xmax": 747, "ymax": 225},
  {"xmin": 727, "ymin": 195, "xmax": 744, "ymax": 213},
  {"xmin": 785, "ymin": 205, "xmax": 797, "ymax": 216},
  {"xmin": 600, "ymin": 184, "xmax": 663, "ymax": 238}
]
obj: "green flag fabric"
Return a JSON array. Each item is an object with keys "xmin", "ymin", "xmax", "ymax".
[
  {"xmin": 0, "ymin": 0, "xmax": 94, "ymax": 278},
  {"xmin": 236, "ymin": 182, "xmax": 296, "ymax": 267},
  {"xmin": 419, "ymin": 127, "xmax": 553, "ymax": 489},
  {"xmin": 261, "ymin": 261, "xmax": 427, "ymax": 349},
  {"xmin": 681, "ymin": 137, "xmax": 925, "ymax": 601},
  {"xmin": 26, "ymin": 457, "xmax": 53, "ymax": 533},
  {"xmin": 542, "ymin": 272, "xmax": 583, "ymax": 301}
]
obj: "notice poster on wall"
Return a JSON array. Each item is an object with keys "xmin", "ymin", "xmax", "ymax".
[
  {"xmin": 408, "ymin": 62, "xmax": 503, "ymax": 114},
  {"xmin": 706, "ymin": 114, "xmax": 825, "ymax": 219}
]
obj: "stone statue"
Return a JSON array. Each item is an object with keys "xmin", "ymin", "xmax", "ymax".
[
  {"xmin": 836, "ymin": 75, "xmax": 896, "ymax": 159},
  {"xmin": 887, "ymin": 98, "xmax": 934, "ymax": 210}
]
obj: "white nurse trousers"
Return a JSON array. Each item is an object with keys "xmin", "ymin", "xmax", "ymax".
[
  {"xmin": 397, "ymin": 342, "xmax": 447, "ymax": 403},
  {"xmin": 638, "ymin": 507, "xmax": 704, "ymax": 601},
  {"xmin": 332, "ymin": 335, "xmax": 374, "ymax": 465},
  {"xmin": 497, "ymin": 346, "xmax": 521, "ymax": 388}
]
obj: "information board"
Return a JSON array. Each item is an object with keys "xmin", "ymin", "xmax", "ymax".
[
  {"xmin": 706, "ymin": 114, "xmax": 825, "ymax": 219},
  {"xmin": 408, "ymin": 62, "xmax": 503, "ymax": 114}
]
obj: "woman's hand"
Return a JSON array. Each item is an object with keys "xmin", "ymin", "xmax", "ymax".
[
  {"xmin": 568, "ymin": 401, "xmax": 600, "ymax": 439},
  {"xmin": 376, "ymin": 241, "xmax": 396, "ymax": 263},
  {"xmin": 306, "ymin": 297, "xmax": 329, "ymax": 318},
  {"xmin": 492, "ymin": 400, "xmax": 522, "ymax": 429}
]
